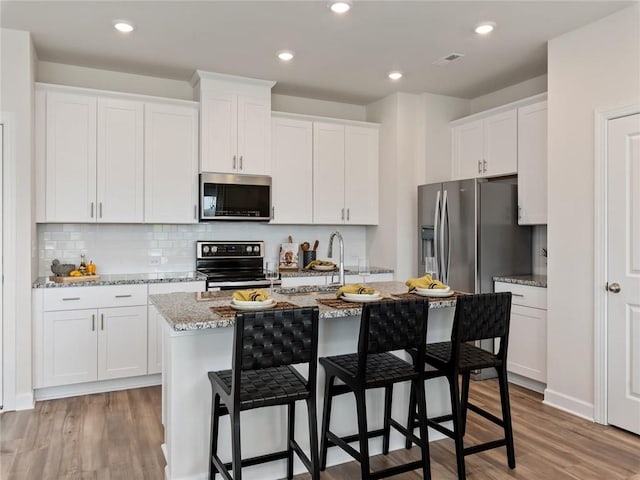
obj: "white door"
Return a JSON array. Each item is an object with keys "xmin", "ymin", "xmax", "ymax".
[
  {"xmin": 144, "ymin": 103, "xmax": 199, "ymax": 224},
  {"xmin": 97, "ymin": 306, "xmax": 148, "ymax": 380},
  {"xmin": 483, "ymin": 109, "xmax": 517, "ymax": 177},
  {"xmin": 313, "ymin": 122, "xmax": 345, "ymax": 224},
  {"xmin": 271, "ymin": 116, "xmax": 313, "ymax": 224},
  {"xmin": 237, "ymin": 95, "xmax": 270, "ymax": 175},
  {"xmin": 345, "ymin": 125, "xmax": 379, "ymax": 225},
  {"xmin": 97, "ymin": 98, "xmax": 144, "ymax": 222},
  {"xmin": 452, "ymin": 120, "xmax": 483, "ymax": 180},
  {"xmin": 607, "ymin": 112, "xmax": 640, "ymax": 435},
  {"xmin": 200, "ymin": 92, "xmax": 237, "ymax": 173},
  {"xmin": 0, "ymin": 124, "xmax": 3, "ymax": 407}
]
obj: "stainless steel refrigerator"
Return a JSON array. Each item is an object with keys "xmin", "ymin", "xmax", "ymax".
[{"xmin": 418, "ymin": 178, "xmax": 532, "ymax": 377}]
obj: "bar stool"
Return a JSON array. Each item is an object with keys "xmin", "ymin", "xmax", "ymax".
[
  {"xmin": 208, "ymin": 307, "xmax": 320, "ymax": 480},
  {"xmin": 405, "ymin": 292, "xmax": 515, "ymax": 480},
  {"xmin": 319, "ymin": 299, "xmax": 431, "ymax": 480}
]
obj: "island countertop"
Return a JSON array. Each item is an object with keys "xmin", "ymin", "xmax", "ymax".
[{"xmin": 150, "ymin": 281, "xmax": 458, "ymax": 332}]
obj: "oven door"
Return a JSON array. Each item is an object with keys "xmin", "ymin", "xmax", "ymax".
[
  {"xmin": 200, "ymin": 173, "xmax": 272, "ymax": 221},
  {"xmin": 206, "ymin": 279, "xmax": 282, "ymax": 291}
]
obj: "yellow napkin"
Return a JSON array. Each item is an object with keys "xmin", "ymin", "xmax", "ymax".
[
  {"xmin": 405, "ymin": 275, "xmax": 448, "ymax": 291},
  {"xmin": 232, "ymin": 289, "xmax": 270, "ymax": 302},
  {"xmin": 336, "ymin": 284, "xmax": 375, "ymax": 299},
  {"xmin": 304, "ymin": 259, "xmax": 337, "ymax": 270}
]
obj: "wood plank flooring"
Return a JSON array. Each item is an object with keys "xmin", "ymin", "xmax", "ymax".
[{"xmin": 1, "ymin": 380, "xmax": 638, "ymax": 479}]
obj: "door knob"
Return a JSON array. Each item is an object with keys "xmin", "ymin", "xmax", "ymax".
[{"xmin": 607, "ymin": 282, "xmax": 621, "ymax": 293}]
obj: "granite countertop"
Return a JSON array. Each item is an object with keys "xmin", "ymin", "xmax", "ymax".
[
  {"xmin": 150, "ymin": 281, "xmax": 458, "ymax": 332},
  {"xmin": 33, "ymin": 271, "xmax": 207, "ymax": 288},
  {"xmin": 493, "ymin": 274, "xmax": 547, "ymax": 288},
  {"xmin": 279, "ymin": 266, "xmax": 394, "ymax": 278}
]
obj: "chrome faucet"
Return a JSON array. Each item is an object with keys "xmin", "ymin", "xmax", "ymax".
[{"xmin": 328, "ymin": 230, "xmax": 345, "ymax": 286}]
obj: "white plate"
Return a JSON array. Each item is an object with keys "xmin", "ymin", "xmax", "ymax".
[
  {"xmin": 413, "ymin": 289, "xmax": 455, "ymax": 298},
  {"xmin": 341, "ymin": 294, "xmax": 382, "ymax": 303},
  {"xmin": 230, "ymin": 299, "xmax": 276, "ymax": 310},
  {"xmin": 312, "ymin": 265, "xmax": 336, "ymax": 271},
  {"xmin": 231, "ymin": 297, "xmax": 273, "ymax": 306},
  {"xmin": 414, "ymin": 285, "xmax": 451, "ymax": 294},
  {"xmin": 342, "ymin": 291, "xmax": 381, "ymax": 300}
]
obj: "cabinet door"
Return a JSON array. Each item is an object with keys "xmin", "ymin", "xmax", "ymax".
[
  {"xmin": 237, "ymin": 95, "xmax": 270, "ymax": 175},
  {"xmin": 43, "ymin": 309, "xmax": 97, "ymax": 386},
  {"xmin": 45, "ymin": 92, "xmax": 97, "ymax": 222},
  {"xmin": 507, "ymin": 305, "xmax": 547, "ymax": 383},
  {"xmin": 200, "ymin": 92, "xmax": 237, "ymax": 173},
  {"xmin": 345, "ymin": 126, "xmax": 379, "ymax": 225},
  {"xmin": 97, "ymin": 98, "xmax": 144, "ymax": 222},
  {"xmin": 271, "ymin": 117, "xmax": 313, "ymax": 224},
  {"xmin": 97, "ymin": 305, "xmax": 148, "ymax": 380},
  {"xmin": 313, "ymin": 122, "xmax": 345, "ymax": 224},
  {"xmin": 144, "ymin": 103, "xmax": 199, "ymax": 223},
  {"xmin": 451, "ymin": 120, "xmax": 483, "ymax": 180},
  {"xmin": 517, "ymin": 101, "xmax": 547, "ymax": 225},
  {"xmin": 483, "ymin": 110, "xmax": 517, "ymax": 176}
]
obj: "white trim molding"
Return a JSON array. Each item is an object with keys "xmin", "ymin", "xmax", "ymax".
[
  {"xmin": 543, "ymin": 388, "xmax": 594, "ymax": 421},
  {"xmin": 593, "ymin": 101, "xmax": 640, "ymax": 425}
]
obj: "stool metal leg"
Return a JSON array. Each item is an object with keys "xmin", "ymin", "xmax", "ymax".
[
  {"xmin": 287, "ymin": 402, "xmax": 295, "ymax": 479},
  {"xmin": 497, "ymin": 365, "xmax": 516, "ymax": 469},
  {"xmin": 320, "ymin": 375, "xmax": 335, "ymax": 470},
  {"xmin": 448, "ymin": 373, "xmax": 466, "ymax": 480},
  {"xmin": 414, "ymin": 377, "xmax": 432, "ymax": 480},
  {"xmin": 405, "ymin": 381, "xmax": 416, "ymax": 449},
  {"xmin": 382, "ymin": 386, "xmax": 393, "ymax": 455},
  {"xmin": 354, "ymin": 390, "xmax": 371, "ymax": 479},
  {"xmin": 460, "ymin": 372, "xmax": 471, "ymax": 437},
  {"xmin": 210, "ymin": 394, "xmax": 221, "ymax": 480},
  {"xmin": 231, "ymin": 407, "xmax": 242, "ymax": 480}
]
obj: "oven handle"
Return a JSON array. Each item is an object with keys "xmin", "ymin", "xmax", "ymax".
[{"xmin": 206, "ymin": 279, "xmax": 282, "ymax": 291}]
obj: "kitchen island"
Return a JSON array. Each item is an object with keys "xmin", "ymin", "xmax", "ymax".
[{"xmin": 151, "ymin": 282, "xmax": 458, "ymax": 480}]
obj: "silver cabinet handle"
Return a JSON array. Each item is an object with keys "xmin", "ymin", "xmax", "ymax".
[
  {"xmin": 115, "ymin": 294, "xmax": 132, "ymax": 298},
  {"xmin": 341, "ymin": 208, "xmax": 345, "ymax": 221},
  {"xmin": 91, "ymin": 314, "xmax": 95, "ymax": 331},
  {"xmin": 607, "ymin": 282, "xmax": 621, "ymax": 293},
  {"xmin": 239, "ymin": 155, "xmax": 243, "ymax": 170},
  {"xmin": 194, "ymin": 205, "xmax": 197, "ymax": 220},
  {"xmin": 232, "ymin": 155, "xmax": 237, "ymax": 169},
  {"xmin": 99, "ymin": 202, "xmax": 103, "ymax": 218},
  {"xmin": 347, "ymin": 208, "xmax": 350, "ymax": 221},
  {"xmin": 518, "ymin": 205, "xmax": 522, "ymax": 220},
  {"xmin": 511, "ymin": 293, "xmax": 525, "ymax": 297},
  {"xmin": 90, "ymin": 202, "xmax": 94, "ymax": 218},
  {"xmin": 483, "ymin": 160, "xmax": 487, "ymax": 173},
  {"xmin": 101, "ymin": 313, "xmax": 104, "ymax": 330},
  {"xmin": 271, "ymin": 206, "xmax": 275, "ymax": 220},
  {"xmin": 478, "ymin": 160, "xmax": 482, "ymax": 174},
  {"xmin": 62, "ymin": 297, "xmax": 80, "ymax": 301}
]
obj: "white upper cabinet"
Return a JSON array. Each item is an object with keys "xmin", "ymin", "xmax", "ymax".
[
  {"xmin": 195, "ymin": 71, "xmax": 275, "ymax": 175},
  {"xmin": 97, "ymin": 98, "xmax": 144, "ymax": 222},
  {"xmin": 313, "ymin": 122, "xmax": 346, "ymax": 224},
  {"xmin": 271, "ymin": 115, "xmax": 313, "ymax": 224},
  {"xmin": 517, "ymin": 101, "xmax": 548, "ymax": 225},
  {"xmin": 451, "ymin": 109, "xmax": 517, "ymax": 180},
  {"xmin": 313, "ymin": 121, "xmax": 379, "ymax": 225},
  {"xmin": 144, "ymin": 102, "xmax": 199, "ymax": 224},
  {"xmin": 44, "ymin": 91, "xmax": 97, "ymax": 222}
]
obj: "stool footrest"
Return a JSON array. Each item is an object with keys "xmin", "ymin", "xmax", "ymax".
[
  {"xmin": 221, "ymin": 449, "xmax": 290, "ymax": 471},
  {"xmin": 368, "ymin": 460, "xmax": 426, "ymax": 480},
  {"xmin": 291, "ymin": 439, "xmax": 313, "ymax": 473},
  {"xmin": 464, "ymin": 438, "xmax": 507, "ymax": 456},
  {"xmin": 467, "ymin": 402, "xmax": 504, "ymax": 427},
  {"xmin": 389, "ymin": 418, "xmax": 422, "ymax": 446}
]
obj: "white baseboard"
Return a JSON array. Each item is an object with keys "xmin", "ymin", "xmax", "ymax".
[
  {"xmin": 543, "ymin": 388, "xmax": 594, "ymax": 421},
  {"xmin": 34, "ymin": 374, "xmax": 161, "ymax": 401},
  {"xmin": 14, "ymin": 392, "xmax": 35, "ymax": 411},
  {"xmin": 507, "ymin": 372, "xmax": 546, "ymax": 394}
]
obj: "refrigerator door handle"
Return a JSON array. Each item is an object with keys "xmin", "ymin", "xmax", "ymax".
[
  {"xmin": 441, "ymin": 189, "xmax": 449, "ymax": 284},
  {"xmin": 433, "ymin": 190, "xmax": 441, "ymax": 277}
]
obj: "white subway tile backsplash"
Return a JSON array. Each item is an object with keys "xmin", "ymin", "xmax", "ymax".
[{"xmin": 37, "ymin": 223, "xmax": 369, "ymax": 276}]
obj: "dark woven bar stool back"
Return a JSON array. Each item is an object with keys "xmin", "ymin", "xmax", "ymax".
[
  {"xmin": 208, "ymin": 306, "xmax": 320, "ymax": 480},
  {"xmin": 406, "ymin": 292, "xmax": 515, "ymax": 480},
  {"xmin": 319, "ymin": 299, "xmax": 431, "ymax": 480}
]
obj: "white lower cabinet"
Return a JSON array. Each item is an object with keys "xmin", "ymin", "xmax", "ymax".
[
  {"xmin": 97, "ymin": 306, "xmax": 148, "ymax": 380},
  {"xmin": 494, "ymin": 281, "xmax": 547, "ymax": 384}
]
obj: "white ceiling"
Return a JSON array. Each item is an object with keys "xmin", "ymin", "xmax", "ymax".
[{"xmin": 1, "ymin": 1, "xmax": 634, "ymax": 104}]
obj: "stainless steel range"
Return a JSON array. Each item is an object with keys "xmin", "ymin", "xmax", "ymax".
[{"xmin": 196, "ymin": 240, "xmax": 281, "ymax": 291}]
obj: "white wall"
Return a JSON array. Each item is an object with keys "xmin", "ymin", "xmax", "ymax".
[
  {"xmin": 272, "ymin": 94, "xmax": 366, "ymax": 121},
  {"xmin": 470, "ymin": 74, "xmax": 548, "ymax": 114},
  {"xmin": 0, "ymin": 28, "xmax": 36, "ymax": 410},
  {"xmin": 546, "ymin": 4, "xmax": 640, "ymax": 418}
]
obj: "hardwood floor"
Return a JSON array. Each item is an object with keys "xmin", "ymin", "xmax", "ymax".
[{"xmin": 1, "ymin": 381, "xmax": 638, "ymax": 479}]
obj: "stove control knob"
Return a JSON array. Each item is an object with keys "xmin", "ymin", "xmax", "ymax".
[
  {"xmin": 211, "ymin": 246, "xmax": 218, "ymax": 254},
  {"xmin": 253, "ymin": 245, "xmax": 260, "ymax": 253},
  {"xmin": 246, "ymin": 246, "xmax": 252, "ymax": 253},
  {"xmin": 203, "ymin": 245, "xmax": 210, "ymax": 255}
]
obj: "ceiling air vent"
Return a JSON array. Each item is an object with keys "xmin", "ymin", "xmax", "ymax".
[{"xmin": 432, "ymin": 53, "xmax": 465, "ymax": 66}]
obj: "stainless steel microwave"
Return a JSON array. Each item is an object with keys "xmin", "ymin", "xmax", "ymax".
[{"xmin": 199, "ymin": 173, "xmax": 272, "ymax": 221}]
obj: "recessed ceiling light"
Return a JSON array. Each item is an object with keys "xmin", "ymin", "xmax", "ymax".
[
  {"xmin": 277, "ymin": 50, "xmax": 295, "ymax": 62},
  {"xmin": 388, "ymin": 71, "xmax": 403, "ymax": 81},
  {"xmin": 475, "ymin": 22, "xmax": 496, "ymax": 35},
  {"xmin": 329, "ymin": 1, "xmax": 352, "ymax": 14},
  {"xmin": 114, "ymin": 21, "xmax": 134, "ymax": 33}
]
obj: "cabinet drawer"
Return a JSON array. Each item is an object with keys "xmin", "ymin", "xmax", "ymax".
[
  {"xmin": 44, "ymin": 284, "xmax": 147, "ymax": 311},
  {"xmin": 494, "ymin": 282, "xmax": 546, "ymax": 309}
]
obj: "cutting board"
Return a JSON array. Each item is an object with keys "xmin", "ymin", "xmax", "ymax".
[{"xmin": 49, "ymin": 275, "xmax": 101, "ymax": 283}]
